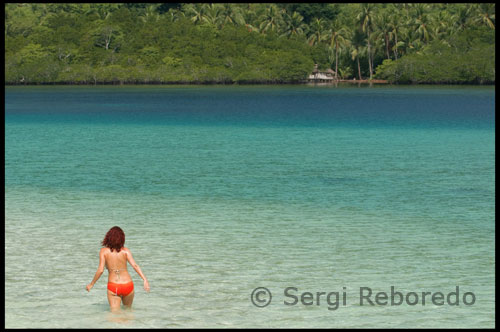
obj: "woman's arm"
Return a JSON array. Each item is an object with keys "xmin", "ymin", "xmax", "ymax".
[
  {"xmin": 124, "ymin": 248, "xmax": 150, "ymax": 292},
  {"xmin": 86, "ymin": 248, "xmax": 106, "ymax": 292}
]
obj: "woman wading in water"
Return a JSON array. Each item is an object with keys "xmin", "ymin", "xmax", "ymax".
[{"xmin": 86, "ymin": 226, "xmax": 150, "ymax": 312}]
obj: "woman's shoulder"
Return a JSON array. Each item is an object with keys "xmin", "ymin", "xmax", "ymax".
[{"xmin": 100, "ymin": 247, "xmax": 110, "ymax": 254}]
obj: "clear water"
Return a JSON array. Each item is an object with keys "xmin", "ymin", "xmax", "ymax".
[{"xmin": 5, "ymin": 85, "xmax": 495, "ymax": 328}]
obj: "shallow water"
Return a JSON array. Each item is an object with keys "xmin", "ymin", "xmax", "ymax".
[{"xmin": 5, "ymin": 85, "xmax": 495, "ymax": 328}]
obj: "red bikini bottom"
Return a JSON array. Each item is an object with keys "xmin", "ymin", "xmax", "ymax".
[{"xmin": 107, "ymin": 281, "xmax": 134, "ymax": 296}]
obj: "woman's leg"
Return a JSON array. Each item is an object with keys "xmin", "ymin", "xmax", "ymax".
[
  {"xmin": 107, "ymin": 290, "xmax": 122, "ymax": 312},
  {"xmin": 122, "ymin": 290, "xmax": 135, "ymax": 309}
]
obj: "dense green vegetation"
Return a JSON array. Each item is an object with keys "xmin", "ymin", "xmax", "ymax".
[
  {"xmin": 375, "ymin": 28, "xmax": 495, "ymax": 84},
  {"xmin": 4, "ymin": 3, "xmax": 495, "ymax": 84}
]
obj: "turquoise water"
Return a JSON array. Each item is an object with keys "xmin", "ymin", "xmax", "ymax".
[{"xmin": 5, "ymin": 85, "xmax": 495, "ymax": 328}]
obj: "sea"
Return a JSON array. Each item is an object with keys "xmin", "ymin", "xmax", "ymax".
[{"xmin": 5, "ymin": 84, "xmax": 495, "ymax": 328}]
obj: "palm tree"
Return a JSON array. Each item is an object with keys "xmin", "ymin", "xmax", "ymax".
[
  {"xmin": 140, "ymin": 4, "xmax": 160, "ymax": 24},
  {"xmin": 240, "ymin": 3, "xmax": 259, "ymax": 32},
  {"xmin": 374, "ymin": 9, "xmax": 393, "ymax": 60},
  {"xmin": 452, "ymin": 4, "xmax": 474, "ymax": 32},
  {"xmin": 386, "ymin": 8, "xmax": 405, "ymax": 60},
  {"xmin": 415, "ymin": 14, "xmax": 432, "ymax": 44},
  {"xmin": 326, "ymin": 22, "xmax": 350, "ymax": 79},
  {"xmin": 202, "ymin": 3, "xmax": 223, "ymax": 28},
  {"xmin": 258, "ymin": 4, "xmax": 283, "ymax": 34},
  {"xmin": 281, "ymin": 11, "xmax": 306, "ymax": 38},
  {"xmin": 407, "ymin": 34, "xmax": 425, "ymax": 54},
  {"xmin": 307, "ymin": 18, "xmax": 326, "ymax": 46},
  {"xmin": 472, "ymin": 3, "xmax": 495, "ymax": 29},
  {"xmin": 350, "ymin": 28, "xmax": 366, "ymax": 80},
  {"xmin": 357, "ymin": 3, "xmax": 376, "ymax": 79},
  {"xmin": 219, "ymin": 4, "xmax": 244, "ymax": 28},
  {"xmin": 430, "ymin": 9, "xmax": 454, "ymax": 45},
  {"xmin": 166, "ymin": 9, "xmax": 184, "ymax": 22},
  {"xmin": 370, "ymin": 28, "xmax": 385, "ymax": 67},
  {"xmin": 408, "ymin": 3, "xmax": 434, "ymax": 45},
  {"xmin": 87, "ymin": 3, "xmax": 119, "ymax": 21},
  {"xmin": 184, "ymin": 3, "xmax": 208, "ymax": 25}
]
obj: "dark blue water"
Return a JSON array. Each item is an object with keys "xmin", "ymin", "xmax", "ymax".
[{"xmin": 5, "ymin": 85, "xmax": 494, "ymax": 129}]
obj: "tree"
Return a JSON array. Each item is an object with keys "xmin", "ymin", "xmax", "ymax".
[
  {"xmin": 411, "ymin": 4, "xmax": 433, "ymax": 44},
  {"xmin": 452, "ymin": 4, "xmax": 474, "ymax": 32},
  {"xmin": 281, "ymin": 11, "xmax": 307, "ymax": 38},
  {"xmin": 139, "ymin": 46, "xmax": 161, "ymax": 66},
  {"xmin": 386, "ymin": 5, "xmax": 406, "ymax": 60},
  {"xmin": 325, "ymin": 22, "xmax": 350, "ymax": 79},
  {"xmin": 307, "ymin": 18, "xmax": 326, "ymax": 46},
  {"xmin": 430, "ymin": 8, "xmax": 454, "ymax": 44},
  {"xmin": 357, "ymin": 3, "xmax": 376, "ymax": 79},
  {"xmin": 280, "ymin": 3, "xmax": 338, "ymax": 24},
  {"xmin": 84, "ymin": 3, "xmax": 120, "ymax": 21},
  {"xmin": 184, "ymin": 3, "xmax": 208, "ymax": 25},
  {"xmin": 5, "ymin": 3, "xmax": 41, "ymax": 37},
  {"xmin": 92, "ymin": 23, "xmax": 122, "ymax": 51},
  {"xmin": 258, "ymin": 4, "xmax": 283, "ymax": 34},
  {"xmin": 219, "ymin": 4, "xmax": 244, "ymax": 28},
  {"xmin": 472, "ymin": 3, "xmax": 495, "ymax": 30},
  {"xmin": 374, "ymin": 9, "xmax": 393, "ymax": 60},
  {"xmin": 17, "ymin": 43, "xmax": 50, "ymax": 65},
  {"xmin": 202, "ymin": 4, "xmax": 223, "ymax": 29},
  {"xmin": 139, "ymin": 4, "xmax": 160, "ymax": 24},
  {"xmin": 238, "ymin": 3, "xmax": 259, "ymax": 32},
  {"xmin": 350, "ymin": 28, "xmax": 366, "ymax": 80}
]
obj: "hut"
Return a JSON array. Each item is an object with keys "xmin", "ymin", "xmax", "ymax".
[{"xmin": 307, "ymin": 64, "xmax": 337, "ymax": 83}]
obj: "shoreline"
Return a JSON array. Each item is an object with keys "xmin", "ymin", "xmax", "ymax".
[{"xmin": 4, "ymin": 80, "xmax": 495, "ymax": 86}]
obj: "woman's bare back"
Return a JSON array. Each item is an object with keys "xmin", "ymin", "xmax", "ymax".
[{"xmin": 104, "ymin": 247, "xmax": 133, "ymax": 283}]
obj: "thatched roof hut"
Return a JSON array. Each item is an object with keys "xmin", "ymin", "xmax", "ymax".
[{"xmin": 307, "ymin": 64, "xmax": 337, "ymax": 82}]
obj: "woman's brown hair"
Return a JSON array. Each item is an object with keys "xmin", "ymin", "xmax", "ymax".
[{"xmin": 102, "ymin": 226, "xmax": 125, "ymax": 252}]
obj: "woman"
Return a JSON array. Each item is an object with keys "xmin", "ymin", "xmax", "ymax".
[{"xmin": 86, "ymin": 226, "xmax": 150, "ymax": 312}]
